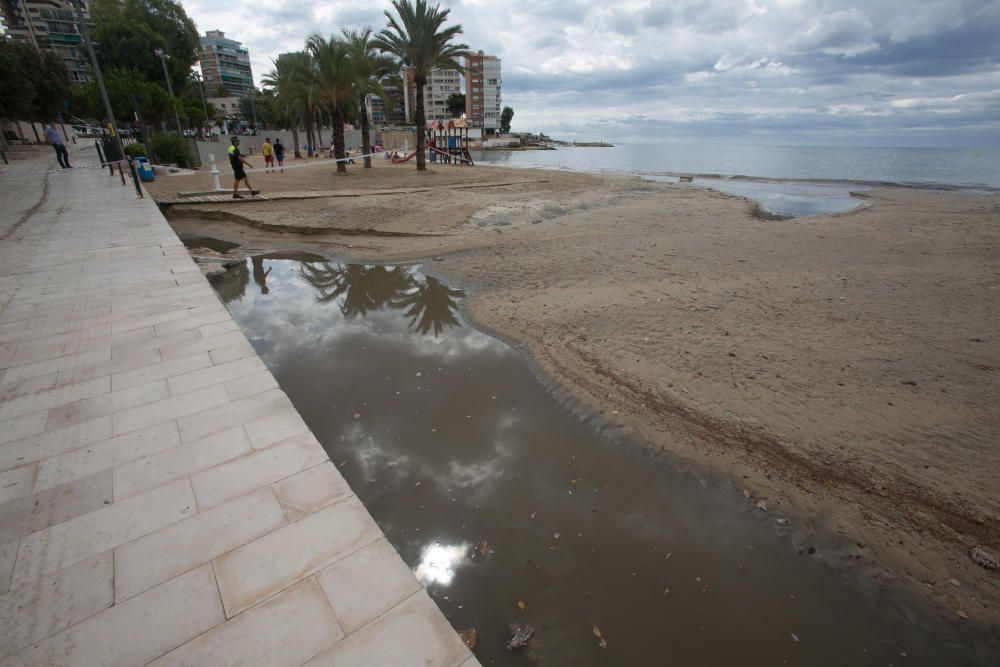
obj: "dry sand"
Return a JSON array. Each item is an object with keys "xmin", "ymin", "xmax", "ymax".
[{"xmin": 151, "ymin": 158, "xmax": 1000, "ymax": 628}]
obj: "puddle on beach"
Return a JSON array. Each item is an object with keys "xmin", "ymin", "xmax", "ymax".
[
  {"xmin": 210, "ymin": 255, "xmax": 987, "ymax": 666},
  {"xmin": 641, "ymin": 175, "xmax": 862, "ymax": 218},
  {"xmin": 178, "ymin": 234, "xmax": 242, "ymax": 253}
]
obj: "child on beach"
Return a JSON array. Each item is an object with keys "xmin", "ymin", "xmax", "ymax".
[
  {"xmin": 262, "ymin": 137, "xmax": 273, "ymax": 173},
  {"xmin": 273, "ymin": 139, "xmax": 285, "ymax": 173},
  {"xmin": 227, "ymin": 137, "xmax": 260, "ymax": 199}
]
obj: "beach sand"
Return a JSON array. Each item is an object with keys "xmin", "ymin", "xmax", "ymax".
[{"xmin": 151, "ymin": 159, "xmax": 1000, "ymax": 627}]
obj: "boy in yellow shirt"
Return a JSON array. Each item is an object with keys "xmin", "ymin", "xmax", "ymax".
[{"xmin": 262, "ymin": 137, "xmax": 273, "ymax": 173}]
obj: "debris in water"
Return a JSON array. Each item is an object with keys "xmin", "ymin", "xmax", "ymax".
[
  {"xmin": 743, "ymin": 488, "xmax": 751, "ymax": 498},
  {"xmin": 592, "ymin": 625, "xmax": 608, "ymax": 648},
  {"xmin": 948, "ymin": 578, "xmax": 961, "ymax": 587},
  {"xmin": 517, "ymin": 599, "xmax": 526, "ymax": 611},
  {"xmin": 791, "ymin": 633, "xmax": 800, "ymax": 642},
  {"xmin": 553, "ymin": 532, "xmax": 561, "ymax": 540},
  {"xmin": 663, "ymin": 587, "xmax": 670, "ymax": 596},
  {"xmin": 459, "ymin": 628, "xmax": 477, "ymax": 649},
  {"xmin": 507, "ymin": 625, "xmax": 534, "ymax": 650},
  {"xmin": 776, "ymin": 518, "xmax": 790, "ymax": 525},
  {"xmin": 476, "ymin": 540, "xmax": 490, "ymax": 556},
  {"xmin": 353, "ymin": 412, "xmax": 360, "ymax": 419},
  {"xmin": 665, "ymin": 552, "xmax": 672, "ymax": 560},
  {"xmin": 756, "ymin": 499, "xmax": 768, "ymax": 511},
  {"xmin": 956, "ymin": 610, "xmax": 969, "ymax": 620}
]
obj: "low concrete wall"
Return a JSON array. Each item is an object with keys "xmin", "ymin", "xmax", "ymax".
[{"xmin": 193, "ymin": 129, "xmax": 364, "ymax": 165}]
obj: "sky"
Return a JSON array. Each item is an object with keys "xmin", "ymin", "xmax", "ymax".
[{"xmin": 180, "ymin": 0, "xmax": 1000, "ymax": 146}]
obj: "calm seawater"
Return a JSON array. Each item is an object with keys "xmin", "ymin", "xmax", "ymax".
[{"xmin": 470, "ymin": 144, "xmax": 1000, "ymax": 217}]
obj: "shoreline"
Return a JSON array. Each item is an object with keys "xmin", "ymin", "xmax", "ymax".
[{"xmin": 149, "ymin": 160, "xmax": 1000, "ymax": 633}]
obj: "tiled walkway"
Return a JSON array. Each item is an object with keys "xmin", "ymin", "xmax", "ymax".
[{"xmin": 0, "ymin": 149, "xmax": 478, "ymax": 666}]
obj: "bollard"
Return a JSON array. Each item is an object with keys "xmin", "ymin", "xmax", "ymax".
[
  {"xmin": 118, "ymin": 161, "xmax": 126, "ymax": 185},
  {"xmin": 208, "ymin": 153, "xmax": 224, "ymax": 191}
]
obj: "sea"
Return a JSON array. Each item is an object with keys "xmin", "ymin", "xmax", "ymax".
[{"xmin": 469, "ymin": 144, "xmax": 1000, "ymax": 218}]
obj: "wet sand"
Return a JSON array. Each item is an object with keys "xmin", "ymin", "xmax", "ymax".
[{"xmin": 152, "ymin": 159, "xmax": 1000, "ymax": 630}]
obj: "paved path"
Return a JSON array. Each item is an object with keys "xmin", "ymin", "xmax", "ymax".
[{"xmin": 0, "ymin": 149, "xmax": 479, "ymax": 666}]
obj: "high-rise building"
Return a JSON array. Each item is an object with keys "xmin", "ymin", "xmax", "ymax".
[
  {"xmin": 0, "ymin": 0, "xmax": 90, "ymax": 83},
  {"xmin": 465, "ymin": 51, "xmax": 501, "ymax": 134},
  {"xmin": 198, "ymin": 30, "xmax": 253, "ymax": 97},
  {"xmin": 367, "ymin": 74, "xmax": 407, "ymax": 126},
  {"xmin": 403, "ymin": 67, "xmax": 461, "ymax": 124}
]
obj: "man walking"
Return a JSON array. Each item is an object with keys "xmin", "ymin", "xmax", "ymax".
[
  {"xmin": 227, "ymin": 136, "xmax": 259, "ymax": 199},
  {"xmin": 44, "ymin": 121, "xmax": 71, "ymax": 169}
]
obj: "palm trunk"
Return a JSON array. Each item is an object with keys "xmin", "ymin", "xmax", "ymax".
[
  {"xmin": 359, "ymin": 93, "xmax": 372, "ymax": 169},
  {"xmin": 292, "ymin": 127, "xmax": 302, "ymax": 159},
  {"xmin": 332, "ymin": 106, "xmax": 346, "ymax": 174},
  {"xmin": 415, "ymin": 74, "xmax": 426, "ymax": 171},
  {"xmin": 315, "ymin": 111, "xmax": 324, "ymax": 150},
  {"xmin": 305, "ymin": 117, "xmax": 314, "ymax": 157}
]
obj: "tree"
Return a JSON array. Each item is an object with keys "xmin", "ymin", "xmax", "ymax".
[
  {"xmin": 263, "ymin": 52, "xmax": 310, "ymax": 158},
  {"xmin": 374, "ymin": 0, "xmax": 469, "ymax": 171},
  {"xmin": 445, "ymin": 92, "xmax": 465, "ymax": 118},
  {"xmin": 306, "ymin": 35, "xmax": 356, "ymax": 173},
  {"xmin": 343, "ymin": 28, "xmax": 396, "ymax": 169},
  {"xmin": 90, "ymin": 0, "xmax": 200, "ymax": 93},
  {"xmin": 500, "ymin": 106, "xmax": 514, "ymax": 134},
  {"xmin": 0, "ymin": 40, "xmax": 72, "ymax": 127}
]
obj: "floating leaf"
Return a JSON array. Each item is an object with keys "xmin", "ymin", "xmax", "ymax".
[
  {"xmin": 507, "ymin": 625, "xmax": 534, "ymax": 650},
  {"xmin": 756, "ymin": 499, "xmax": 768, "ymax": 511},
  {"xmin": 477, "ymin": 541, "xmax": 488, "ymax": 556},
  {"xmin": 459, "ymin": 628, "xmax": 477, "ymax": 649},
  {"xmin": 592, "ymin": 625, "xmax": 607, "ymax": 648},
  {"xmin": 517, "ymin": 600, "xmax": 526, "ymax": 611}
]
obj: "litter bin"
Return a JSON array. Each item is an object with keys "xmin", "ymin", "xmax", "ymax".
[
  {"xmin": 134, "ymin": 157, "xmax": 155, "ymax": 182},
  {"xmin": 100, "ymin": 136, "xmax": 123, "ymax": 162}
]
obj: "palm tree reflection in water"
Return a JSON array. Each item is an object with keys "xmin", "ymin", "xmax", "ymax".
[{"xmin": 299, "ymin": 261, "xmax": 465, "ymax": 336}]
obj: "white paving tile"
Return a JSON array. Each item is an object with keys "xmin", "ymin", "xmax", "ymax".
[
  {"xmin": 111, "ymin": 383, "xmax": 229, "ymax": 436},
  {"xmin": 0, "ymin": 470, "xmax": 112, "ymax": 544},
  {"xmin": 5, "ymin": 564, "xmax": 224, "ymax": 667},
  {"xmin": 113, "ymin": 426, "xmax": 251, "ymax": 500},
  {"xmin": 0, "ymin": 540, "xmax": 16, "ymax": 595},
  {"xmin": 166, "ymin": 354, "xmax": 265, "ymax": 396},
  {"xmin": 0, "ymin": 552, "xmax": 113, "ymax": 658},
  {"xmin": 177, "ymin": 387, "xmax": 292, "ymax": 443},
  {"xmin": 272, "ymin": 462, "xmax": 354, "ymax": 522},
  {"xmin": 0, "ymin": 416, "xmax": 112, "ymax": 472},
  {"xmin": 44, "ymin": 379, "xmax": 167, "ymax": 431},
  {"xmin": 315, "ymin": 537, "xmax": 422, "ymax": 635},
  {"xmin": 149, "ymin": 577, "xmax": 341, "ymax": 667},
  {"xmin": 11, "ymin": 477, "xmax": 195, "ymax": 586},
  {"xmin": 242, "ymin": 406, "xmax": 310, "ymax": 450},
  {"xmin": 115, "ymin": 486, "xmax": 286, "ymax": 602},
  {"xmin": 213, "ymin": 496, "xmax": 382, "ymax": 617},
  {"xmin": 190, "ymin": 431, "xmax": 328, "ymax": 509},
  {"xmin": 0, "ymin": 464, "xmax": 37, "ymax": 504},
  {"xmin": 33, "ymin": 421, "xmax": 180, "ymax": 492},
  {"xmin": 304, "ymin": 590, "xmax": 471, "ymax": 667},
  {"xmin": 109, "ymin": 350, "xmax": 211, "ymax": 392}
]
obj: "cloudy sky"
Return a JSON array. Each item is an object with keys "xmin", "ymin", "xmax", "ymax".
[{"xmin": 182, "ymin": 0, "xmax": 1000, "ymax": 146}]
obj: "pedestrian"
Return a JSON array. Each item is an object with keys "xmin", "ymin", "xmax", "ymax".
[
  {"xmin": 262, "ymin": 137, "xmax": 273, "ymax": 173},
  {"xmin": 44, "ymin": 120, "xmax": 71, "ymax": 169},
  {"xmin": 227, "ymin": 136, "xmax": 259, "ymax": 199},
  {"xmin": 273, "ymin": 139, "xmax": 285, "ymax": 173}
]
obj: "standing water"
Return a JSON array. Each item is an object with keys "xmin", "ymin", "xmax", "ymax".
[{"xmin": 211, "ymin": 254, "xmax": 989, "ymax": 666}]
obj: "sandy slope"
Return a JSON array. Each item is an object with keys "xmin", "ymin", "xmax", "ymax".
[{"xmin": 153, "ymin": 159, "xmax": 1000, "ymax": 627}]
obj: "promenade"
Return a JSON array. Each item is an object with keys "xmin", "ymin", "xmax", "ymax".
[{"xmin": 0, "ymin": 146, "xmax": 478, "ymax": 666}]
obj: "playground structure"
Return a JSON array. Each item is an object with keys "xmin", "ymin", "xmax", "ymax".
[{"xmin": 391, "ymin": 119, "xmax": 475, "ymax": 165}]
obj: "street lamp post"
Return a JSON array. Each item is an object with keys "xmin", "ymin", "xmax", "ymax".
[
  {"xmin": 154, "ymin": 48, "xmax": 184, "ymax": 134},
  {"xmin": 193, "ymin": 71, "xmax": 209, "ymax": 130}
]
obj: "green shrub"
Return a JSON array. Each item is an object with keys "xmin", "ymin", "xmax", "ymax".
[
  {"xmin": 124, "ymin": 143, "xmax": 147, "ymax": 160},
  {"xmin": 149, "ymin": 132, "xmax": 194, "ymax": 168}
]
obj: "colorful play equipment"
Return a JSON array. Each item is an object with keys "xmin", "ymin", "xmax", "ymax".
[{"xmin": 427, "ymin": 119, "xmax": 474, "ymax": 165}]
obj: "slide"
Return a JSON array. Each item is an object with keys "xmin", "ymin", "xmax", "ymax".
[{"xmin": 390, "ymin": 150, "xmax": 417, "ymax": 164}]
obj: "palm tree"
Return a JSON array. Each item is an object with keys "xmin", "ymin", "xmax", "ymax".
[
  {"xmin": 306, "ymin": 35, "xmax": 357, "ymax": 174},
  {"xmin": 374, "ymin": 0, "xmax": 469, "ymax": 171},
  {"xmin": 262, "ymin": 52, "xmax": 310, "ymax": 159},
  {"xmin": 343, "ymin": 28, "xmax": 397, "ymax": 169},
  {"xmin": 393, "ymin": 275, "xmax": 465, "ymax": 336}
]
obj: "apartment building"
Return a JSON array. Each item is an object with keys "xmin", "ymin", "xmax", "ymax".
[
  {"xmin": 367, "ymin": 74, "xmax": 407, "ymax": 125},
  {"xmin": 198, "ymin": 30, "xmax": 253, "ymax": 97},
  {"xmin": 403, "ymin": 67, "xmax": 461, "ymax": 123},
  {"xmin": 0, "ymin": 0, "xmax": 89, "ymax": 82},
  {"xmin": 465, "ymin": 51, "xmax": 501, "ymax": 134}
]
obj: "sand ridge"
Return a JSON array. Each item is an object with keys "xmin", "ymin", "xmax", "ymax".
[{"xmin": 153, "ymin": 158, "xmax": 1000, "ymax": 628}]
